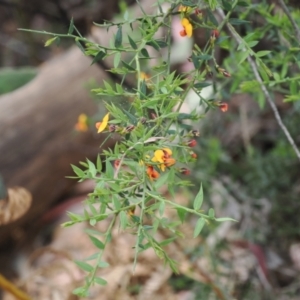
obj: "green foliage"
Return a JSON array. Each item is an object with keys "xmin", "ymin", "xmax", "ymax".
[
  {"xmin": 20, "ymin": 0, "xmax": 300, "ymax": 298},
  {"xmin": 0, "ymin": 67, "xmax": 37, "ymax": 95}
]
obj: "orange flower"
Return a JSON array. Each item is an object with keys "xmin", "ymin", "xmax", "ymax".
[
  {"xmin": 75, "ymin": 114, "xmax": 88, "ymax": 132},
  {"xmin": 146, "ymin": 166, "xmax": 160, "ymax": 180},
  {"xmin": 152, "ymin": 148, "xmax": 176, "ymax": 171},
  {"xmin": 180, "ymin": 18, "xmax": 193, "ymax": 38},
  {"xmin": 95, "ymin": 113, "xmax": 110, "ymax": 133},
  {"xmin": 191, "ymin": 152, "xmax": 197, "ymax": 159}
]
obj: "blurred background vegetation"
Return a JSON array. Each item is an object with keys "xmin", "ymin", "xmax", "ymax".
[{"xmin": 0, "ymin": 0, "xmax": 300, "ymax": 299}]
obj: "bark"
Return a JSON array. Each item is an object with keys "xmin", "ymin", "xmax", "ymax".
[{"xmin": 0, "ymin": 46, "xmax": 113, "ymax": 248}]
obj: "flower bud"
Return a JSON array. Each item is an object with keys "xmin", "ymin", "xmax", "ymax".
[
  {"xmin": 125, "ymin": 125, "xmax": 135, "ymax": 133},
  {"xmin": 109, "ymin": 124, "xmax": 117, "ymax": 132},
  {"xmin": 211, "ymin": 29, "xmax": 220, "ymax": 38},
  {"xmin": 191, "ymin": 152, "xmax": 197, "ymax": 159},
  {"xmin": 191, "ymin": 130, "xmax": 200, "ymax": 137},
  {"xmin": 140, "ymin": 117, "xmax": 147, "ymax": 124},
  {"xmin": 187, "ymin": 139, "xmax": 197, "ymax": 147},
  {"xmin": 219, "ymin": 102, "xmax": 228, "ymax": 112},
  {"xmin": 180, "ymin": 168, "xmax": 191, "ymax": 175}
]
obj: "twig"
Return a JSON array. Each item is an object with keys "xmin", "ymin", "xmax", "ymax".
[
  {"xmin": 217, "ymin": 8, "xmax": 300, "ymax": 162},
  {"xmin": 277, "ymin": 0, "xmax": 300, "ymax": 42},
  {"xmin": 0, "ymin": 273, "xmax": 31, "ymax": 300}
]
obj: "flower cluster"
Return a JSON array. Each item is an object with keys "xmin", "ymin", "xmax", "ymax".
[
  {"xmin": 144, "ymin": 148, "xmax": 176, "ymax": 180},
  {"xmin": 152, "ymin": 148, "xmax": 176, "ymax": 172}
]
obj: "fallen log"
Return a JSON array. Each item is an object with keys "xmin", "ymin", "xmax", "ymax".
[{"xmin": 0, "ymin": 46, "xmax": 113, "ymax": 248}]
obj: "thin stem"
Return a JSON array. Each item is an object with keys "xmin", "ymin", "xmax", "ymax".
[
  {"xmin": 217, "ymin": 8, "xmax": 300, "ymax": 162},
  {"xmin": 277, "ymin": 0, "xmax": 300, "ymax": 42},
  {"xmin": 86, "ymin": 214, "xmax": 117, "ymax": 290}
]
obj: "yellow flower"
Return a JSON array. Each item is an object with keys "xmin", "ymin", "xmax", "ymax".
[
  {"xmin": 75, "ymin": 114, "xmax": 88, "ymax": 132},
  {"xmin": 178, "ymin": 5, "xmax": 187, "ymax": 12},
  {"xmin": 178, "ymin": 5, "xmax": 193, "ymax": 13},
  {"xmin": 140, "ymin": 72, "xmax": 151, "ymax": 81},
  {"xmin": 180, "ymin": 18, "xmax": 193, "ymax": 38},
  {"xmin": 95, "ymin": 113, "xmax": 110, "ymax": 133},
  {"xmin": 152, "ymin": 148, "xmax": 176, "ymax": 172}
]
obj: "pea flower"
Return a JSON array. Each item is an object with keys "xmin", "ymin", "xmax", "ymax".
[
  {"xmin": 152, "ymin": 148, "xmax": 176, "ymax": 172},
  {"xmin": 75, "ymin": 114, "xmax": 88, "ymax": 132},
  {"xmin": 146, "ymin": 166, "xmax": 160, "ymax": 180},
  {"xmin": 180, "ymin": 18, "xmax": 193, "ymax": 38},
  {"xmin": 95, "ymin": 113, "xmax": 110, "ymax": 133}
]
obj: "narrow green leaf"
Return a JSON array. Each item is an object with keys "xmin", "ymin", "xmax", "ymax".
[
  {"xmin": 105, "ymin": 159, "xmax": 114, "ymax": 178},
  {"xmin": 256, "ymin": 50, "xmax": 271, "ymax": 58},
  {"xmin": 197, "ymin": 54, "xmax": 212, "ymax": 61},
  {"xmin": 122, "ymin": 60, "xmax": 136, "ymax": 71},
  {"xmin": 71, "ymin": 164, "xmax": 84, "ymax": 177},
  {"xmin": 207, "ymin": 9, "xmax": 218, "ymax": 26},
  {"xmin": 90, "ymin": 219, "xmax": 97, "ymax": 226},
  {"xmin": 238, "ymin": 51, "xmax": 249, "ymax": 65},
  {"xmin": 115, "ymin": 26, "xmax": 123, "ymax": 48},
  {"xmin": 96, "ymin": 155, "xmax": 102, "ymax": 172},
  {"xmin": 193, "ymin": 184, "xmax": 203, "ymax": 210},
  {"xmin": 91, "ymin": 50, "xmax": 106, "ymax": 65},
  {"xmin": 75, "ymin": 38, "xmax": 86, "ymax": 54},
  {"xmin": 159, "ymin": 237, "xmax": 176, "ymax": 246},
  {"xmin": 159, "ymin": 201, "xmax": 165, "ymax": 217},
  {"xmin": 113, "ymin": 52, "xmax": 121, "ymax": 68},
  {"xmin": 93, "ymin": 277, "xmax": 108, "ymax": 286},
  {"xmin": 193, "ymin": 218, "xmax": 206, "ymax": 237},
  {"xmin": 98, "ymin": 261, "xmax": 110, "ymax": 268},
  {"xmin": 140, "ymin": 80, "xmax": 147, "ymax": 99},
  {"xmin": 72, "ymin": 287, "xmax": 88, "ymax": 297},
  {"xmin": 194, "ymin": 82, "xmax": 211, "ymax": 89},
  {"xmin": 128, "ymin": 35, "xmax": 137, "ymax": 49},
  {"xmin": 208, "ymin": 208, "xmax": 215, "ymax": 218},
  {"xmin": 75, "ymin": 260, "xmax": 94, "ymax": 272},
  {"xmin": 87, "ymin": 159, "xmax": 96, "ymax": 177},
  {"xmin": 68, "ymin": 18, "xmax": 74, "ymax": 34},
  {"xmin": 120, "ymin": 210, "xmax": 128, "ymax": 230},
  {"xmin": 44, "ymin": 36, "xmax": 57, "ymax": 47},
  {"xmin": 176, "ymin": 208, "xmax": 186, "ymax": 223},
  {"xmin": 141, "ymin": 48, "xmax": 150, "ymax": 58},
  {"xmin": 215, "ymin": 217, "xmax": 237, "ymax": 222},
  {"xmin": 248, "ymin": 40, "xmax": 259, "ymax": 48},
  {"xmin": 229, "ymin": 18, "xmax": 250, "ymax": 25},
  {"xmin": 89, "ymin": 235, "xmax": 105, "ymax": 249}
]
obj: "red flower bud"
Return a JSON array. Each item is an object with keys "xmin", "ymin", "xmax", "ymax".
[
  {"xmin": 211, "ymin": 29, "xmax": 220, "ymax": 38},
  {"xmin": 195, "ymin": 8, "xmax": 202, "ymax": 16},
  {"xmin": 180, "ymin": 168, "xmax": 191, "ymax": 175},
  {"xmin": 219, "ymin": 102, "xmax": 228, "ymax": 112},
  {"xmin": 109, "ymin": 124, "xmax": 116, "ymax": 132},
  {"xmin": 114, "ymin": 159, "xmax": 121, "ymax": 168},
  {"xmin": 191, "ymin": 152, "xmax": 197, "ymax": 159},
  {"xmin": 187, "ymin": 139, "xmax": 197, "ymax": 147},
  {"xmin": 140, "ymin": 117, "xmax": 147, "ymax": 124},
  {"xmin": 125, "ymin": 125, "xmax": 135, "ymax": 132}
]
